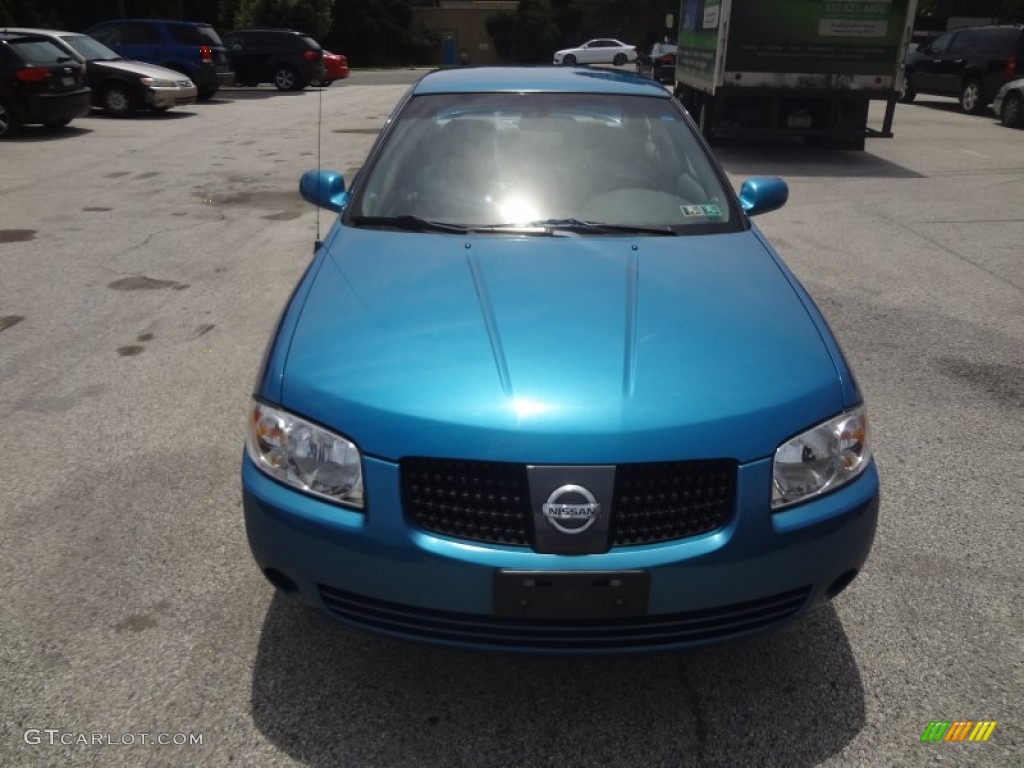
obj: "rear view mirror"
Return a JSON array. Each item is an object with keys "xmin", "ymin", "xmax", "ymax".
[
  {"xmin": 738, "ymin": 177, "xmax": 788, "ymax": 216},
  {"xmin": 299, "ymin": 169, "xmax": 348, "ymax": 212}
]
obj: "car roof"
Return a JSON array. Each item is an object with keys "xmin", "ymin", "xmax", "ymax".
[
  {"xmin": 945, "ymin": 24, "xmax": 1022, "ymax": 33},
  {"xmin": 1, "ymin": 27, "xmax": 79, "ymax": 37},
  {"xmin": 93, "ymin": 19, "xmax": 214, "ymax": 27},
  {"xmin": 413, "ymin": 66, "xmax": 671, "ymax": 97},
  {"xmin": 0, "ymin": 31, "xmax": 65, "ymax": 44},
  {"xmin": 230, "ymin": 28, "xmax": 305, "ymax": 33}
]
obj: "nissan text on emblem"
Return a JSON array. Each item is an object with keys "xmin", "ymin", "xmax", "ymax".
[{"xmin": 542, "ymin": 484, "xmax": 601, "ymax": 534}]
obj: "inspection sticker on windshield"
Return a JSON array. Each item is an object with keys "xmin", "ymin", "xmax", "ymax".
[{"xmin": 681, "ymin": 204, "xmax": 722, "ymax": 218}]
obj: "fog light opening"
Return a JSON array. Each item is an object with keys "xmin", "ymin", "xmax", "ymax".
[
  {"xmin": 826, "ymin": 569, "xmax": 858, "ymax": 599},
  {"xmin": 263, "ymin": 567, "xmax": 299, "ymax": 595}
]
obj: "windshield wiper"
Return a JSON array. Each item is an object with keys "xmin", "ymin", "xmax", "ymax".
[
  {"xmin": 534, "ymin": 218, "xmax": 677, "ymax": 236},
  {"xmin": 350, "ymin": 215, "xmax": 468, "ymax": 234}
]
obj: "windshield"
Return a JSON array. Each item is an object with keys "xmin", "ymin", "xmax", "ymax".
[
  {"xmin": 352, "ymin": 92, "xmax": 737, "ymax": 233},
  {"xmin": 62, "ymin": 34, "xmax": 120, "ymax": 61},
  {"xmin": 169, "ymin": 24, "xmax": 223, "ymax": 47},
  {"xmin": 9, "ymin": 38, "xmax": 74, "ymax": 64}
]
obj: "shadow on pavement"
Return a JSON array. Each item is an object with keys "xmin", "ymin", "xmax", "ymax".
[
  {"xmin": 3, "ymin": 125, "xmax": 93, "ymax": 143},
  {"xmin": 715, "ymin": 142, "xmax": 925, "ymax": 179},
  {"xmin": 251, "ymin": 593, "xmax": 866, "ymax": 767},
  {"xmin": 209, "ymin": 88, "xmax": 313, "ymax": 103}
]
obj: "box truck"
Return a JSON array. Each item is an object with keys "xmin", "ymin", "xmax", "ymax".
[{"xmin": 674, "ymin": 0, "xmax": 918, "ymax": 149}]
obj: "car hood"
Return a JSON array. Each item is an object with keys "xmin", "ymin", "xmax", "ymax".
[
  {"xmin": 91, "ymin": 58, "xmax": 193, "ymax": 82},
  {"xmin": 280, "ymin": 228, "xmax": 845, "ymax": 464}
]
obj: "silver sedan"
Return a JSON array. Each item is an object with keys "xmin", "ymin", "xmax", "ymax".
[{"xmin": 553, "ymin": 38, "xmax": 637, "ymax": 67}]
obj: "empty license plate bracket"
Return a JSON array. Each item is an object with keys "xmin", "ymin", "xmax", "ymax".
[{"xmin": 494, "ymin": 570, "xmax": 649, "ymax": 619}]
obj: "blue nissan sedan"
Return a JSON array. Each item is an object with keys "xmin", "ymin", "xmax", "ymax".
[{"xmin": 242, "ymin": 67, "xmax": 877, "ymax": 653}]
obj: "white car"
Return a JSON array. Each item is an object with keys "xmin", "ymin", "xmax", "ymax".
[
  {"xmin": 553, "ymin": 39, "xmax": 637, "ymax": 67},
  {"xmin": 993, "ymin": 77, "xmax": 1024, "ymax": 129}
]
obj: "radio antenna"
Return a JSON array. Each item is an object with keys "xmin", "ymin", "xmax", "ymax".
[
  {"xmin": 314, "ymin": 0, "xmax": 324, "ymax": 252},
  {"xmin": 314, "ymin": 77, "xmax": 323, "ymax": 252}
]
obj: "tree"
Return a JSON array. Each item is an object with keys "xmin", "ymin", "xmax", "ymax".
[
  {"xmin": 486, "ymin": 0, "xmax": 561, "ymax": 64},
  {"xmin": 332, "ymin": 0, "xmax": 424, "ymax": 66},
  {"xmin": 232, "ymin": 0, "xmax": 331, "ymax": 37}
]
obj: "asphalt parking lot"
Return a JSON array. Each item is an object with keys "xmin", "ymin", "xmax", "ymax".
[{"xmin": 1, "ymin": 71, "xmax": 1021, "ymax": 767}]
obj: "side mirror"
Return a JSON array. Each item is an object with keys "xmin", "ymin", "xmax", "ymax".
[
  {"xmin": 299, "ymin": 169, "xmax": 348, "ymax": 212},
  {"xmin": 738, "ymin": 176, "xmax": 788, "ymax": 216}
]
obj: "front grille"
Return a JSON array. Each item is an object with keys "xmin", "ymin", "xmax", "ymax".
[
  {"xmin": 318, "ymin": 583, "xmax": 811, "ymax": 651},
  {"xmin": 401, "ymin": 457, "xmax": 736, "ymax": 548},
  {"xmin": 402, "ymin": 458, "xmax": 531, "ymax": 546},
  {"xmin": 611, "ymin": 460, "xmax": 736, "ymax": 545}
]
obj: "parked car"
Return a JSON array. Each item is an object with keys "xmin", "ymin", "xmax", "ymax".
[
  {"xmin": 310, "ymin": 50, "xmax": 348, "ymax": 87},
  {"xmin": 85, "ymin": 19, "xmax": 233, "ymax": 101},
  {"xmin": 553, "ymin": 38, "xmax": 637, "ymax": 66},
  {"xmin": 242, "ymin": 66, "xmax": 877, "ymax": 654},
  {"xmin": 222, "ymin": 28, "xmax": 322, "ymax": 91},
  {"xmin": 902, "ymin": 24, "xmax": 1024, "ymax": 113},
  {"xmin": 4, "ymin": 28, "xmax": 196, "ymax": 116},
  {"xmin": 636, "ymin": 41, "xmax": 677, "ymax": 84},
  {"xmin": 993, "ymin": 76, "xmax": 1024, "ymax": 127},
  {"xmin": 0, "ymin": 32, "xmax": 90, "ymax": 138}
]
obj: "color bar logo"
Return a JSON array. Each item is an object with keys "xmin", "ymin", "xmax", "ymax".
[{"xmin": 921, "ymin": 721, "xmax": 997, "ymax": 742}]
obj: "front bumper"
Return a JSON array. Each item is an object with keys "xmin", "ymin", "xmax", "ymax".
[
  {"xmin": 145, "ymin": 85, "xmax": 197, "ymax": 109},
  {"xmin": 993, "ymin": 89, "xmax": 1007, "ymax": 114},
  {"xmin": 242, "ymin": 454, "xmax": 878, "ymax": 653}
]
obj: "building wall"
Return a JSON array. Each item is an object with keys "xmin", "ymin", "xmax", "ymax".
[{"xmin": 412, "ymin": 2, "xmax": 518, "ymax": 66}]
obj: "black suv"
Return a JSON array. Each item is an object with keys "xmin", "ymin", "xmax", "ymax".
[
  {"xmin": 903, "ymin": 25, "xmax": 1024, "ymax": 114},
  {"xmin": 222, "ymin": 29, "xmax": 323, "ymax": 91},
  {"xmin": 0, "ymin": 32, "xmax": 91, "ymax": 138},
  {"xmin": 85, "ymin": 19, "xmax": 233, "ymax": 100}
]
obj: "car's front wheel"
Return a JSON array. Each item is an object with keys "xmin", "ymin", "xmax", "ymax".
[
  {"xmin": 563, "ymin": 54, "xmax": 576, "ymax": 66},
  {"xmin": 613, "ymin": 53, "xmax": 627, "ymax": 66},
  {"xmin": 101, "ymin": 84, "xmax": 133, "ymax": 117},
  {"xmin": 1001, "ymin": 92, "xmax": 1024, "ymax": 128},
  {"xmin": 959, "ymin": 77, "xmax": 985, "ymax": 114},
  {"xmin": 273, "ymin": 66, "xmax": 299, "ymax": 91},
  {"xmin": 0, "ymin": 98, "xmax": 21, "ymax": 138}
]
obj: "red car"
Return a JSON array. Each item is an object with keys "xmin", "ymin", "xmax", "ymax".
[{"xmin": 312, "ymin": 50, "xmax": 348, "ymax": 86}]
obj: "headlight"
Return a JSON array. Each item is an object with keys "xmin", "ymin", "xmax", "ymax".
[
  {"xmin": 139, "ymin": 77, "xmax": 177, "ymax": 87},
  {"xmin": 772, "ymin": 406, "xmax": 870, "ymax": 509},
  {"xmin": 246, "ymin": 401, "xmax": 364, "ymax": 508}
]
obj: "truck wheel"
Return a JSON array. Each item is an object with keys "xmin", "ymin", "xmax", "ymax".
[
  {"xmin": 696, "ymin": 95, "xmax": 717, "ymax": 143},
  {"xmin": 900, "ymin": 73, "xmax": 916, "ymax": 103},
  {"xmin": 1001, "ymin": 92, "xmax": 1024, "ymax": 128},
  {"xmin": 959, "ymin": 77, "xmax": 985, "ymax": 114}
]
